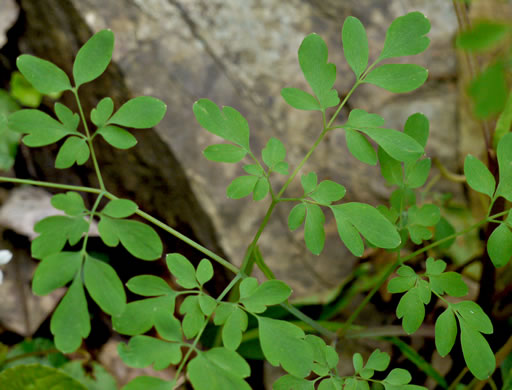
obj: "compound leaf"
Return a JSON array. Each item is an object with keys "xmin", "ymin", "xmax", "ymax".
[
  {"xmin": 379, "ymin": 12, "xmax": 431, "ymax": 59},
  {"xmin": 17, "ymin": 55, "xmax": 72, "ymax": 94},
  {"xmin": 342, "ymin": 16, "xmax": 369, "ymax": 78},
  {"xmin": 464, "ymin": 155, "xmax": 495, "ymax": 197},
  {"xmin": 364, "ymin": 64, "xmax": 428, "ymax": 93},
  {"xmin": 73, "ymin": 30, "xmax": 114, "ymax": 88},
  {"xmin": 108, "ymin": 96, "xmax": 166, "ymax": 129}
]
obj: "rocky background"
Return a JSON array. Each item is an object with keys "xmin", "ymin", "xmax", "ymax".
[{"xmin": 0, "ymin": 0, "xmax": 510, "ymax": 387}]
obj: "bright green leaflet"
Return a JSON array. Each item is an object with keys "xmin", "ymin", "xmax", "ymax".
[
  {"xmin": 496, "ymin": 132, "xmax": 512, "ymax": 201},
  {"xmin": 464, "ymin": 155, "xmax": 496, "ymax": 198},
  {"xmin": 97, "ymin": 126, "xmax": 137, "ymax": 149},
  {"xmin": 456, "ymin": 21, "xmax": 509, "ymax": 52},
  {"xmin": 342, "ymin": 16, "xmax": 369, "ymax": 78},
  {"xmin": 122, "ymin": 376, "xmax": 174, "ymax": 390},
  {"xmin": 203, "ymin": 144, "xmax": 247, "ymax": 163},
  {"xmin": 32, "ymin": 251, "xmax": 82, "ymax": 296},
  {"xmin": 108, "ymin": 96, "xmax": 167, "ymax": 129},
  {"xmin": 51, "ymin": 192, "xmax": 86, "ymax": 216},
  {"xmin": 118, "ymin": 335, "xmax": 182, "ymax": 370},
  {"xmin": 0, "ymin": 364, "xmax": 86, "ymax": 390},
  {"xmin": 468, "ymin": 61, "xmax": 507, "ymax": 119},
  {"xmin": 55, "ymin": 136, "xmax": 90, "ymax": 169},
  {"xmin": 364, "ymin": 64, "xmax": 428, "ymax": 94},
  {"xmin": 16, "ymin": 55, "xmax": 72, "ymax": 94},
  {"xmin": 487, "ymin": 223, "xmax": 512, "ymax": 267},
  {"xmin": 281, "ymin": 88, "xmax": 321, "ymax": 111}
]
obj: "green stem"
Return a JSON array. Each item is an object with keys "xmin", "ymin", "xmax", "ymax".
[
  {"xmin": 0, "ymin": 177, "xmax": 102, "ymax": 194},
  {"xmin": 280, "ymin": 302, "xmax": 337, "ymax": 340},
  {"xmin": 80, "ymin": 192, "xmax": 105, "ymax": 255},
  {"xmin": 326, "ymin": 80, "xmax": 361, "ymax": 129},
  {"xmin": 72, "ymin": 88, "xmax": 106, "ymax": 191}
]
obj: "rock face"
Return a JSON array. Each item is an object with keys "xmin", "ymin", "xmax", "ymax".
[{"xmin": 6, "ymin": 0, "xmax": 461, "ymax": 297}]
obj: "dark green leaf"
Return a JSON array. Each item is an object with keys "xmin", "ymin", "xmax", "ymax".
[
  {"xmin": 487, "ymin": 223, "xmax": 512, "ymax": 267},
  {"xmin": 396, "ymin": 288, "xmax": 425, "ymax": 334},
  {"xmin": 332, "ymin": 211, "xmax": 364, "ymax": 257},
  {"xmin": 457, "ymin": 21, "xmax": 509, "ymax": 52},
  {"xmin": 258, "ymin": 316, "xmax": 314, "ymax": 378},
  {"xmin": 188, "ymin": 348, "xmax": 251, "ymax": 390},
  {"xmin": 304, "ymin": 203, "xmax": 325, "ymax": 255},
  {"xmin": 227, "ymin": 175, "xmax": 258, "ymax": 199},
  {"xmin": 342, "ymin": 16, "xmax": 369, "ymax": 78},
  {"xmin": 404, "ymin": 113, "xmax": 429, "ymax": 148},
  {"xmin": 310, "ymin": 180, "xmax": 346, "ymax": 205},
  {"xmin": 360, "ymin": 127, "xmax": 423, "ymax": 162},
  {"xmin": 180, "ymin": 295, "xmax": 206, "ymax": 339},
  {"xmin": 17, "ymin": 55, "xmax": 72, "ymax": 94},
  {"xmin": 331, "ymin": 203, "xmax": 401, "ymax": 249},
  {"xmin": 193, "ymin": 99, "xmax": 250, "ymax": 149},
  {"xmin": 241, "ymin": 280, "xmax": 292, "ymax": 313},
  {"xmin": 345, "ymin": 129, "xmax": 377, "ymax": 165},
  {"xmin": 204, "ymin": 144, "xmax": 247, "ymax": 163},
  {"xmin": 118, "ymin": 335, "xmax": 182, "ymax": 370},
  {"xmin": 54, "ymin": 103, "xmax": 79, "ymax": 132},
  {"xmin": 281, "ymin": 88, "xmax": 320, "ymax": 111},
  {"xmin": 378, "ymin": 147, "xmax": 402, "ymax": 185},
  {"xmin": 108, "ymin": 96, "xmax": 166, "ymax": 129},
  {"xmin": 9, "ymin": 109, "xmax": 75, "ymax": 147},
  {"xmin": 429, "ymin": 272, "xmax": 468, "ymax": 297},
  {"xmin": 379, "ymin": 12, "xmax": 431, "ymax": 59},
  {"xmin": 166, "ymin": 253, "xmax": 199, "ymax": 289},
  {"xmin": 51, "ymin": 192, "xmax": 86, "ymax": 216},
  {"xmin": 464, "ymin": 155, "xmax": 495, "ymax": 197},
  {"xmin": 196, "ymin": 258, "xmax": 214, "ymax": 285},
  {"xmin": 102, "ymin": 198, "xmax": 138, "ymax": 218},
  {"xmin": 469, "ymin": 62, "xmax": 507, "ymax": 119},
  {"xmin": 97, "ymin": 126, "xmax": 137, "ymax": 149},
  {"xmin": 198, "ymin": 294, "xmax": 217, "ymax": 316},
  {"xmin": 435, "ymin": 308, "xmax": 457, "ymax": 357},
  {"xmin": 122, "ymin": 376, "xmax": 173, "ymax": 390},
  {"xmin": 91, "ymin": 97, "xmax": 114, "ymax": 127},
  {"xmin": 61, "ymin": 360, "xmax": 117, "ymax": 390},
  {"xmin": 273, "ymin": 375, "xmax": 314, "ymax": 390},
  {"xmin": 126, "ymin": 275, "xmax": 176, "ymax": 297},
  {"xmin": 73, "ymin": 30, "xmax": 114, "ymax": 88},
  {"xmin": 32, "ymin": 251, "xmax": 82, "ymax": 296},
  {"xmin": 32, "ymin": 216, "xmax": 88, "ymax": 259},
  {"xmin": 84, "ymin": 255, "xmax": 126, "ymax": 316},
  {"xmin": 298, "ymin": 34, "xmax": 339, "ymax": 110},
  {"xmin": 460, "ymin": 325, "xmax": 496, "ymax": 380},
  {"xmin": 288, "ymin": 203, "xmax": 306, "ymax": 231},
  {"xmin": 454, "ymin": 301, "xmax": 493, "ymax": 334},
  {"xmin": 55, "ymin": 136, "xmax": 90, "ymax": 169},
  {"xmin": 496, "ymin": 133, "xmax": 512, "ymax": 201},
  {"xmin": 434, "ymin": 217, "xmax": 456, "ymax": 249},
  {"xmin": 364, "ymin": 64, "xmax": 428, "ymax": 93},
  {"xmin": 0, "ymin": 364, "xmax": 86, "ymax": 390},
  {"xmin": 51, "ymin": 276, "xmax": 90, "ymax": 353}
]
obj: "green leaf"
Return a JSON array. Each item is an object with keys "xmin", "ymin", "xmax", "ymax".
[
  {"xmin": 274, "ymin": 161, "xmax": 289, "ymax": 175},
  {"xmin": 310, "ymin": 180, "xmax": 346, "ymax": 205},
  {"xmin": 496, "ymin": 133, "xmax": 512, "ymax": 201},
  {"xmin": 222, "ymin": 307, "xmax": 248, "ymax": 351},
  {"xmin": 387, "ymin": 275, "xmax": 416, "ymax": 294},
  {"xmin": 108, "ymin": 96, "xmax": 167, "ymax": 129},
  {"xmin": 425, "ymin": 258, "xmax": 446, "ymax": 275},
  {"xmin": 331, "ymin": 203, "xmax": 401, "ymax": 249},
  {"xmin": 487, "ymin": 223, "xmax": 512, "ymax": 267},
  {"xmin": 342, "ymin": 16, "xmax": 369, "ymax": 78},
  {"xmin": 126, "ymin": 275, "xmax": 176, "ymax": 297},
  {"xmin": 180, "ymin": 295, "xmax": 206, "ymax": 339},
  {"xmin": 50, "ymin": 275, "xmax": 90, "ymax": 353},
  {"xmin": 73, "ymin": 29, "xmax": 114, "ymax": 88},
  {"xmin": 166, "ymin": 253, "xmax": 199, "ymax": 289},
  {"xmin": 333, "ymin": 213, "xmax": 364, "ymax": 256},
  {"xmin": 154, "ymin": 311, "xmax": 182, "ymax": 342},
  {"xmin": 396, "ymin": 288, "xmax": 425, "ymax": 334},
  {"xmin": 460, "ymin": 325, "xmax": 496, "ymax": 380},
  {"xmin": 253, "ymin": 177, "xmax": 269, "ymax": 201},
  {"xmin": 273, "ymin": 375, "xmax": 315, "ymax": 390},
  {"xmin": 457, "ymin": 21, "xmax": 509, "ymax": 52},
  {"xmin": 435, "ymin": 308, "xmax": 457, "ymax": 357},
  {"xmin": 378, "ymin": 147, "xmax": 402, "ymax": 185},
  {"xmin": 304, "ymin": 203, "xmax": 325, "ymax": 255},
  {"xmin": 364, "ymin": 64, "xmax": 428, "ymax": 93},
  {"xmin": 258, "ymin": 316, "xmax": 314, "ymax": 378},
  {"xmin": 353, "ymin": 353, "xmax": 364, "ymax": 373},
  {"xmin": 0, "ymin": 364, "xmax": 87, "ymax": 390},
  {"xmin": 360, "ymin": 127, "xmax": 423, "ymax": 162},
  {"xmin": 241, "ymin": 280, "xmax": 292, "ymax": 313},
  {"xmin": 408, "ymin": 204, "xmax": 441, "ymax": 227},
  {"xmin": 281, "ymin": 88, "xmax": 320, "ymax": 111},
  {"xmin": 62, "ymin": 360, "xmax": 117, "ymax": 390},
  {"xmin": 366, "ymin": 349, "xmax": 391, "ymax": 371},
  {"xmin": 262, "ymin": 137, "xmax": 286, "ymax": 169},
  {"xmin": 434, "ymin": 217, "xmax": 456, "ymax": 249},
  {"xmin": 429, "ymin": 272, "xmax": 468, "ymax": 297},
  {"xmin": 227, "ymin": 175, "xmax": 258, "ymax": 199},
  {"xmin": 464, "ymin": 155, "xmax": 495, "ymax": 197},
  {"xmin": 493, "ymin": 90, "xmax": 512, "ymax": 149},
  {"xmin": 379, "ymin": 12, "xmax": 431, "ymax": 59},
  {"xmin": 301, "ymin": 172, "xmax": 317, "ymax": 194},
  {"xmin": 54, "ymin": 103, "xmax": 79, "ymax": 132},
  {"xmin": 9, "ymin": 72, "xmax": 42, "ymax": 107},
  {"xmin": 345, "ymin": 129, "xmax": 377, "ymax": 165},
  {"xmin": 404, "ymin": 113, "xmax": 429, "ymax": 148},
  {"xmin": 188, "ymin": 348, "xmax": 251, "ymax": 390},
  {"xmin": 405, "ymin": 158, "xmax": 431, "ymax": 189},
  {"xmin": 51, "ymin": 192, "xmax": 86, "ymax": 216},
  {"xmin": 196, "ymin": 258, "xmax": 214, "ymax": 286},
  {"xmin": 98, "ymin": 217, "xmax": 163, "ymax": 260},
  {"xmin": 454, "ymin": 301, "xmax": 493, "ymax": 334},
  {"xmin": 193, "ymin": 99, "xmax": 250, "ymax": 149},
  {"xmin": 198, "ymin": 294, "xmax": 217, "ymax": 316},
  {"xmin": 239, "ymin": 277, "xmax": 259, "ymax": 299},
  {"xmin": 204, "ymin": 144, "xmax": 247, "ymax": 163},
  {"xmin": 55, "ymin": 136, "xmax": 90, "ymax": 169},
  {"xmin": 32, "ymin": 251, "xmax": 82, "ymax": 296},
  {"xmin": 118, "ymin": 335, "xmax": 182, "ymax": 370},
  {"xmin": 122, "ymin": 376, "xmax": 173, "ymax": 390},
  {"xmin": 384, "ymin": 368, "xmax": 412, "ymax": 385},
  {"xmin": 469, "ymin": 62, "xmax": 507, "ymax": 119},
  {"xmin": 17, "ymin": 55, "xmax": 72, "ymax": 94},
  {"xmin": 84, "ymin": 255, "xmax": 126, "ymax": 316},
  {"xmin": 91, "ymin": 97, "xmax": 114, "ymax": 127},
  {"xmin": 288, "ymin": 203, "xmax": 306, "ymax": 231},
  {"xmin": 244, "ymin": 164, "xmax": 264, "ymax": 176},
  {"xmin": 298, "ymin": 34, "xmax": 339, "ymax": 110},
  {"xmin": 345, "ymin": 109, "xmax": 385, "ymax": 128},
  {"xmin": 9, "ymin": 109, "xmax": 75, "ymax": 147},
  {"xmin": 102, "ymin": 198, "xmax": 138, "ymax": 218},
  {"xmin": 97, "ymin": 126, "xmax": 137, "ymax": 149}
]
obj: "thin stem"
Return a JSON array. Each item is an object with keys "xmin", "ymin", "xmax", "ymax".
[
  {"xmin": 0, "ymin": 176, "xmax": 102, "ymax": 194},
  {"xmin": 80, "ymin": 192, "xmax": 105, "ymax": 255},
  {"xmin": 72, "ymin": 88, "xmax": 106, "ymax": 191},
  {"xmin": 280, "ymin": 302, "xmax": 337, "ymax": 340},
  {"xmin": 326, "ymin": 81, "xmax": 361, "ymax": 129},
  {"xmin": 448, "ymin": 367, "xmax": 469, "ymax": 390}
]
